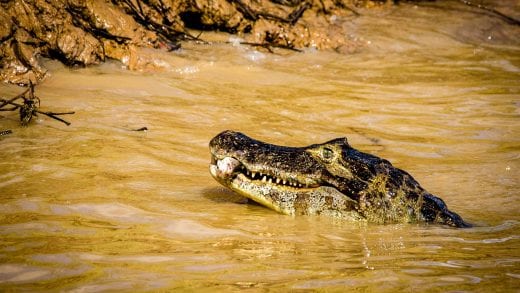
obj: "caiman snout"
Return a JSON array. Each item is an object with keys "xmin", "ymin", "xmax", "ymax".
[{"xmin": 209, "ymin": 130, "xmax": 250, "ymax": 158}]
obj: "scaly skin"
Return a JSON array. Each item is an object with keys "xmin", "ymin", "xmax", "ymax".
[{"xmin": 209, "ymin": 130, "xmax": 470, "ymax": 227}]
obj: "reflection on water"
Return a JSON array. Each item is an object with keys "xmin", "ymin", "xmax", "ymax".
[{"xmin": 1, "ymin": 3, "xmax": 519, "ymax": 291}]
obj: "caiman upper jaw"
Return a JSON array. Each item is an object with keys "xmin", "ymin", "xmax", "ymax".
[
  {"xmin": 209, "ymin": 130, "xmax": 323, "ymax": 189},
  {"xmin": 209, "ymin": 154, "xmax": 319, "ymax": 189}
]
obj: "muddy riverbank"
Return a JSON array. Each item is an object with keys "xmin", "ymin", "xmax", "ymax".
[
  {"xmin": 1, "ymin": 0, "xmax": 366, "ymax": 85},
  {"xmin": 1, "ymin": 0, "xmax": 519, "ymax": 85}
]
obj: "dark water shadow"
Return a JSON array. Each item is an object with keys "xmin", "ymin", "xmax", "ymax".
[{"xmin": 201, "ymin": 186, "xmax": 256, "ymax": 205}]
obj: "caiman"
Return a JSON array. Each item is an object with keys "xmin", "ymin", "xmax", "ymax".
[{"xmin": 209, "ymin": 130, "xmax": 470, "ymax": 228}]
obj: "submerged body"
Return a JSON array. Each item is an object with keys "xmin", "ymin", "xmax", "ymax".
[{"xmin": 209, "ymin": 130, "xmax": 470, "ymax": 227}]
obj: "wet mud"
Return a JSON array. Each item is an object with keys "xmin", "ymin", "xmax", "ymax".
[{"xmin": 0, "ymin": 0, "xmax": 366, "ymax": 85}]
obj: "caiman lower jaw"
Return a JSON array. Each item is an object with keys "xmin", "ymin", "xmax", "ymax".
[
  {"xmin": 209, "ymin": 156, "xmax": 315, "ymax": 215},
  {"xmin": 209, "ymin": 155, "xmax": 363, "ymax": 220}
]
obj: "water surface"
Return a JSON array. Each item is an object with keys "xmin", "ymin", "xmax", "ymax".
[{"xmin": 0, "ymin": 3, "xmax": 519, "ymax": 291}]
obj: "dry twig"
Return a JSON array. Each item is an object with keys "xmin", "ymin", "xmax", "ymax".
[{"xmin": 0, "ymin": 82, "xmax": 75, "ymax": 126}]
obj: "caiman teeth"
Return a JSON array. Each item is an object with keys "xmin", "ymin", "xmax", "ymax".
[
  {"xmin": 241, "ymin": 168, "xmax": 312, "ymax": 189},
  {"xmin": 213, "ymin": 156, "xmax": 315, "ymax": 189}
]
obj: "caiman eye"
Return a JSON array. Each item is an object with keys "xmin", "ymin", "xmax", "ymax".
[{"xmin": 321, "ymin": 147, "xmax": 335, "ymax": 162}]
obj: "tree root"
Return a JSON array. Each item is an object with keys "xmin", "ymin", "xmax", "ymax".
[
  {"xmin": 455, "ymin": 0, "xmax": 520, "ymax": 26},
  {"xmin": 231, "ymin": 0, "xmax": 312, "ymax": 25},
  {"xmin": 0, "ymin": 82, "xmax": 75, "ymax": 126},
  {"xmin": 237, "ymin": 41, "xmax": 303, "ymax": 53}
]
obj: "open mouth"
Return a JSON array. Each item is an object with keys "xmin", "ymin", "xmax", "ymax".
[{"xmin": 210, "ymin": 155, "xmax": 317, "ymax": 189}]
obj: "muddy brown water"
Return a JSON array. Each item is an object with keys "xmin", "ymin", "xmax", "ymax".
[{"xmin": 1, "ymin": 4, "xmax": 519, "ymax": 291}]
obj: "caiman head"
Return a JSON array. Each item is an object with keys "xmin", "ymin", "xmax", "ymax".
[{"xmin": 209, "ymin": 130, "xmax": 470, "ymax": 227}]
